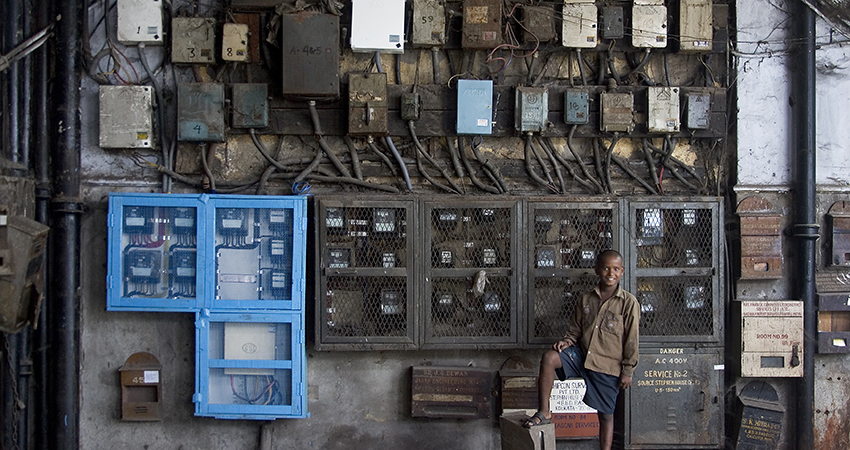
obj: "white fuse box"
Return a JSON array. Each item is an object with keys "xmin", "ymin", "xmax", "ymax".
[
  {"xmin": 562, "ymin": 3, "xmax": 597, "ymax": 48},
  {"xmin": 632, "ymin": 5, "xmax": 668, "ymax": 48},
  {"xmin": 222, "ymin": 23, "xmax": 249, "ymax": 62},
  {"xmin": 679, "ymin": 0, "xmax": 713, "ymax": 53},
  {"xmin": 99, "ymin": 85, "xmax": 154, "ymax": 149},
  {"xmin": 412, "ymin": 0, "xmax": 446, "ymax": 47},
  {"xmin": 351, "ymin": 0, "xmax": 406, "ymax": 53},
  {"xmin": 116, "ymin": 0, "xmax": 163, "ymax": 45},
  {"xmin": 647, "ymin": 87, "xmax": 680, "ymax": 133},
  {"xmin": 172, "ymin": 18, "xmax": 216, "ymax": 64}
]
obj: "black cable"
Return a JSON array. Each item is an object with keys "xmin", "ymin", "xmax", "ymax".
[
  {"xmin": 575, "ymin": 49, "xmax": 587, "ymax": 86},
  {"xmin": 542, "ymin": 137, "xmax": 596, "ymax": 193},
  {"xmin": 343, "ymin": 136, "xmax": 363, "ymax": 180},
  {"xmin": 606, "ymin": 48, "xmax": 621, "ymax": 84},
  {"xmin": 524, "ymin": 134, "xmax": 551, "ymax": 188},
  {"xmin": 470, "ymin": 138, "xmax": 507, "ymax": 193},
  {"xmin": 664, "ymin": 52, "xmax": 672, "ymax": 86},
  {"xmin": 597, "ymin": 52, "xmax": 606, "ymax": 85},
  {"xmin": 409, "ymin": 121, "xmax": 462, "ymax": 194},
  {"xmin": 642, "ymin": 138, "xmax": 660, "ymax": 192},
  {"xmin": 257, "ymin": 136, "xmax": 285, "ymax": 195},
  {"xmin": 431, "ymin": 47, "xmax": 440, "ymax": 85},
  {"xmin": 385, "ymin": 136, "xmax": 413, "ymax": 190},
  {"xmin": 592, "ymin": 134, "xmax": 608, "ymax": 193},
  {"xmin": 458, "ymin": 136, "xmax": 499, "ymax": 194},
  {"xmin": 611, "ymin": 154, "xmax": 659, "ymax": 195},
  {"xmin": 270, "ymin": 173, "xmax": 400, "ymax": 193},
  {"xmin": 530, "ymin": 135, "xmax": 555, "ymax": 186},
  {"xmin": 566, "ymin": 125, "xmax": 604, "ymax": 193},
  {"xmin": 539, "ymin": 137, "xmax": 565, "ymax": 193},
  {"xmin": 445, "ymin": 136, "xmax": 466, "ymax": 180},
  {"xmin": 626, "ymin": 49, "xmax": 652, "ymax": 78},
  {"xmin": 602, "ymin": 134, "xmax": 619, "ymax": 194},
  {"xmin": 646, "ymin": 139, "xmax": 702, "ymax": 191},
  {"xmin": 138, "ymin": 43, "xmax": 169, "ymax": 192},
  {"xmin": 367, "ymin": 139, "xmax": 398, "ymax": 176},
  {"xmin": 200, "ymin": 143, "xmax": 216, "ymax": 192}
]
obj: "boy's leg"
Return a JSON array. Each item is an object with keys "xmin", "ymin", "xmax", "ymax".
[
  {"xmin": 533, "ymin": 350, "xmax": 563, "ymax": 421},
  {"xmin": 598, "ymin": 413, "xmax": 614, "ymax": 450}
]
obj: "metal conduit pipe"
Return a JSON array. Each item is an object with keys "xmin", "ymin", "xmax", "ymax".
[{"xmin": 48, "ymin": 0, "xmax": 83, "ymax": 447}]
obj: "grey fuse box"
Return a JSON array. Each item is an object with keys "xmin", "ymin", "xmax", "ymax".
[
  {"xmin": 412, "ymin": 0, "xmax": 447, "ymax": 47},
  {"xmin": 177, "ymin": 83, "xmax": 225, "ymax": 142},
  {"xmin": 172, "ymin": 18, "xmax": 216, "ymax": 64},
  {"xmin": 280, "ymin": 13, "xmax": 340, "ymax": 99},
  {"xmin": 600, "ymin": 7, "xmax": 624, "ymax": 39},
  {"xmin": 647, "ymin": 87, "xmax": 680, "ymax": 133},
  {"xmin": 99, "ymin": 85, "xmax": 154, "ymax": 149},
  {"xmin": 515, "ymin": 87, "xmax": 549, "ymax": 132},
  {"xmin": 687, "ymin": 94, "xmax": 710, "ymax": 129},
  {"xmin": 600, "ymin": 92, "xmax": 633, "ymax": 132},
  {"xmin": 564, "ymin": 90, "xmax": 589, "ymax": 124},
  {"xmin": 522, "ymin": 6, "xmax": 556, "ymax": 43},
  {"xmin": 349, "ymin": 73, "xmax": 388, "ymax": 135},
  {"xmin": 231, "ymin": 84, "xmax": 268, "ymax": 129}
]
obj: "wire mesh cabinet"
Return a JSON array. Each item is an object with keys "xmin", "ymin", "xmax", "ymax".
[
  {"xmin": 526, "ymin": 200, "xmax": 621, "ymax": 345},
  {"xmin": 107, "ymin": 193, "xmax": 206, "ymax": 312},
  {"xmin": 194, "ymin": 310, "xmax": 307, "ymax": 419},
  {"xmin": 422, "ymin": 200, "xmax": 521, "ymax": 348},
  {"xmin": 315, "ymin": 198, "xmax": 418, "ymax": 350}
]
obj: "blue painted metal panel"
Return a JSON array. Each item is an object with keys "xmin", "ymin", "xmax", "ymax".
[{"xmin": 456, "ymin": 79, "xmax": 493, "ymax": 135}]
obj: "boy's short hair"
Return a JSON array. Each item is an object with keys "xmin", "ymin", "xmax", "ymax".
[{"xmin": 596, "ymin": 249, "xmax": 623, "ymax": 267}]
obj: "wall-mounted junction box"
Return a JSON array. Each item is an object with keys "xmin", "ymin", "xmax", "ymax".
[
  {"xmin": 116, "ymin": 0, "xmax": 163, "ymax": 45},
  {"xmin": 562, "ymin": 3, "xmax": 597, "ymax": 48},
  {"xmin": 401, "ymin": 92, "xmax": 422, "ymax": 121},
  {"xmin": 740, "ymin": 301, "xmax": 803, "ymax": 377},
  {"xmin": 412, "ymin": 0, "xmax": 447, "ymax": 47},
  {"xmin": 687, "ymin": 93, "xmax": 710, "ymax": 129},
  {"xmin": 462, "ymin": 0, "xmax": 502, "ymax": 49},
  {"xmin": 177, "ymin": 83, "xmax": 225, "ymax": 142},
  {"xmin": 171, "ymin": 18, "xmax": 216, "ymax": 64},
  {"xmin": 600, "ymin": 6, "xmax": 624, "ymax": 39},
  {"xmin": 522, "ymin": 6, "xmax": 556, "ymax": 43},
  {"xmin": 827, "ymin": 201, "xmax": 850, "ymax": 267},
  {"xmin": 600, "ymin": 92, "xmax": 633, "ymax": 132},
  {"xmin": 348, "ymin": 73, "xmax": 388, "ymax": 135},
  {"xmin": 99, "ymin": 85, "xmax": 154, "ymax": 149},
  {"xmin": 515, "ymin": 87, "xmax": 548, "ymax": 133},
  {"xmin": 737, "ymin": 197, "xmax": 783, "ymax": 279},
  {"xmin": 222, "ymin": 23, "xmax": 249, "ymax": 62},
  {"xmin": 647, "ymin": 87, "xmax": 680, "ymax": 133},
  {"xmin": 279, "ymin": 13, "xmax": 340, "ymax": 99},
  {"xmin": 231, "ymin": 84, "xmax": 268, "ymax": 129},
  {"xmin": 564, "ymin": 90, "xmax": 589, "ymax": 124},
  {"xmin": 818, "ymin": 293, "xmax": 850, "ymax": 353},
  {"xmin": 350, "ymin": 0, "xmax": 406, "ymax": 53},
  {"xmin": 456, "ymin": 79, "xmax": 493, "ymax": 134},
  {"xmin": 679, "ymin": 0, "xmax": 713, "ymax": 53},
  {"xmin": 632, "ymin": 5, "xmax": 668, "ymax": 48}
]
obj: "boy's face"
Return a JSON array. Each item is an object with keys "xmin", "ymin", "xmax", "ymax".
[{"xmin": 595, "ymin": 254, "xmax": 624, "ymax": 288}]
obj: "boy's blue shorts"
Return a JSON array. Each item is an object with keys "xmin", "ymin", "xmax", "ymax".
[{"xmin": 555, "ymin": 345, "xmax": 620, "ymax": 415}]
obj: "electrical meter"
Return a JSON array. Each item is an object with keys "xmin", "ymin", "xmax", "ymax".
[
  {"xmin": 412, "ymin": 0, "xmax": 447, "ymax": 47},
  {"xmin": 462, "ymin": 0, "xmax": 502, "ymax": 49},
  {"xmin": 647, "ymin": 87, "xmax": 680, "ymax": 133},
  {"xmin": 600, "ymin": 92, "xmax": 634, "ymax": 133},
  {"xmin": 116, "ymin": 0, "xmax": 163, "ymax": 45},
  {"xmin": 687, "ymin": 93, "xmax": 710, "ymax": 129},
  {"xmin": 177, "ymin": 83, "xmax": 225, "ymax": 142},
  {"xmin": 564, "ymin": 90, "xmax": 589, "ymax": 124},
  {"xmin": 350, "ymin": 0, "xmax": 406, "ymax": 53},
  {"xmin": 231, "ymin": 84, "xmax": 268, "ymax": 129},
  {"xmin": 172, "ymin": 17, "xmax": 216, "ymax": 64},
  {"xmin": 522, "ymin": 6, "xmax": 556, "ymax": 43},
  {"xmin": 456, "ymin": 79, "xmax": 493, "ymax": 135},
  {"xmin": 280, "ymin": 13, "xmax": 340, "ymax": 99},
  {"xmin": 679, "ymin": 0, "xmax": 712, "ymax": 53},
  {"xmin": 600, "ymin": 6, "xmax": 624, "ymax": 39},
  {"xmin": 562, "ymin": 3, "xmax": 597, "ymax": 48},
  {"xmin": 222, "ymin": 23, "xmax": 249, "ymax": 62},
  {"xmin": 348, "ymin": 72, "xmax": 388, "ymax": 135},
  {"xmin": 515, "ymin": 87, "xmax": 549, "ymax": 133},
  {"xmin": 632, "ymin": 5, "xmax": 668, "ymax": 48},
  {"xmin": 99, "ymin": 85, "xmax": 154, "ymax": 149}
]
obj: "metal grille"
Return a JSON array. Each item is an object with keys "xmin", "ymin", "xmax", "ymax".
[
  {"xmin": 324, "ymin": 206, "xmax": 408, "ymax": 268},
  {"xmin": 324, "ymin": 276, "xmax": 409, "ymax": 337},
  {"xmin": 637, "ymin": 276, "xmax": 714, "ymax": 336},
  {"xmin": 429, "ymin": 207, "xmax": 512, "ymax": 269},
  {"xmin": 428, "ymin": 275, "xmax": 512, "ymax": 338},
  {"xmin": 635, "ymin": 208, "xmax": 713, "ymax": 269},
  {"xmin": 532, "ymin": 276, "xmax": 598, "ymax": 341}
]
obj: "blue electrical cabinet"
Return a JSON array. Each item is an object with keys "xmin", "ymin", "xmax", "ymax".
[
  {"xmin": 107, "ymin": 193, "xmax": 207, "ymax": 312},
  {"xmin": 194, "ymin": 309, "xmax": 307, "ymax": 419}
]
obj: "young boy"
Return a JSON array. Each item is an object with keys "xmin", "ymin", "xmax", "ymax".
[{"xmin": 524, "ymin": 249, "xmax": 640, "ymax": 450}]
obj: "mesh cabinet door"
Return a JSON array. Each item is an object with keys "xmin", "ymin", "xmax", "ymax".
[
  {"xmin": 526, "ymin": 200, "xmax": 620, "ymax": 345},
  {"xmin": 316, "ymin": 198, "xmax": 418, "ymax": 350},
  {"xmin": 422, "ymin": 200, "xmax": 521, "ymax": 348},
  {"xmin": 625, "ymin": 199, "xmax": 724, "ymax": 345}
]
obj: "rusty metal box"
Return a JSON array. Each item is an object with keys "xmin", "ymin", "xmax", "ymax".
[
  {"xmin": 120, "ymin": 352, "xmax": 162, "ymax": 421},
  {"xmin": 412, "ymin": 0, "xmax": 447, "ymax": 47},
  {"xmin": 411, "ymin": 366, "xmax": 492, "ymax": 418},
  {"xmin": 515, "ymin": 87, "xmax": 549, "ymax": 133},
  {"xmin": 462, "ymin": 0, "xmax": 501, "ymax": 49},
  {"xmin": 280, "ymin": 13, "xmax": 340, "ymax": 99},
  {"xmin": 817, "ymin": 293, "xmax": 850, "ymax": 353},
  {"xmin": 827, "ymin": 201, "xmax": 850, "ymax": 266},
  {"xmin": 177, "ymin": 83, "xmax": 225, "ymax": 142},
  {"xmin": 231, "ymin": 83, "xmax": 268, "ymax": 128},
  {"xmin": 740, "ymin": 301, "xmax": 803, "ymax": 377},
  {"xmin": 600, "ymin": 92, "xmax": 634, "ymax": 133},
  {"xmin": 171, "ymin": 18, "xmax": 216, "ymax": 64},
  {"xmin": 738, "ymin": 197, "xmax": 783, "ymax": 279},
  {"xmin": 348, "ymin": 73, "xmax": 388, "ymax": 135},
  {"xmin": 522, "ymin": 6, "xmax": 555, "ymax": 43}
]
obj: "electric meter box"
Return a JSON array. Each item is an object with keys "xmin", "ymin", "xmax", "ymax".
[
  {"xmin": 99, "ymin": 85, "xmax": 154, "ymax": 149},
  {"xmin": 194, "ymin": 310, "xmax": 307, "ymax": 419},
  {"xmin": 350, "ymin": 0, "xmax": 406, "ymax": 53},
  {"xmin": 600, "ymin": 92, "xmax": 634, "ymax": 133},
  {"xmin": 462, "ymin": 0, "xmax": 502, "ymax": 49},
  {"xmin": 561, "ymin": 3, "xmax": 597, "ymax": 48},
  {"xmin": 687, "ymin": 93, "xmax": 710, "ymax": 129},
  {"xmin": 522, "ymin": 6, "xmax": 556, "ymax": 43},
  {"xmin": 231, "ymin": 83, "xmax": 268, "ymax": 129},
  {"xmin": 177, "ymin": 83, "xmax": 226, "ymax": 142},
  {"xmin": 107, "ymin": 193, "xmax": 308, "ymax": 312},
  {"xmin": 679, "ymin": 0, "xmax": 713, "ymax": 53},
  {"xmin": 456, "ymin": 79, "xmax": 493, "ymax": 135},
  {"xmin": 171, "ymin": 17, "xmax": 216, "ymax": 64},
  {"xmin": 116, "ymin": 0, "xmax": 163, "ymax": 45},
  {"xmin": 515, "ymin": 87, "xmax": 549, "ymax": 133},
  {"xmin": 222, "ymin": 23, "xmax": 249, "ymax": 62},
  {"xmin": 739, "ymin": 301, "xmax": 803, "ymax": 378},
  {"xmin": 348, "ymin": 72, "xmax": 388, "ymax": 136},
  {"xmin": 647, "ymin": 87, "xmax": 680, "ymax": 133},
  {"xmin": 600, "ymin": 6, "xmax": 624, "ymax": 39},
  {"xmin": 412, "ymin": 0, "xmax": 447, "ymax": 47},
  {"xmin": 279, "ymin": 13, "xmax": 340, "ymax": 99},
  {"xmin": 632, "ymin": 5, "xmax": 668, "ymax": 48},
  {"xmin": 564, "ymin": 90, "xmax": 589, "ymax": 124}
]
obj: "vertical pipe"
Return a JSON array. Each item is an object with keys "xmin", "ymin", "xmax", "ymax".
[
  {"xmin": 793, "ymin": 2, "xmax": 817, "ymax": 449},
  {"xmin": 2, "ymin": 334, "xmax": 19, "ymax": 450},
  {"xmin": 4, "ymin": 0, "xmax": 23, "ymax": 163},
  {"xmin": 49, "ymin": 0, "xmax": 83, "ymax": 447}
]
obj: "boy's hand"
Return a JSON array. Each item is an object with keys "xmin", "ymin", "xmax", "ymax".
[
  {"xmin": 619, "ymin": 375, "xmax": 632, "ymax": 389},
  {"xmin": 553, "ymin": 340, "xmax": 571, "ymax": 352}
]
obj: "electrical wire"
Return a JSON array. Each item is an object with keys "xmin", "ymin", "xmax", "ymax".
[
  {"xmin": 457, "ymin": 137, "xmax": 499, "ymax": 194},
  {"xmin": 566, "ymin": 125, "xmax": 604, "ymax": 193},
  {"xmin": 523, "ymin": 133, "xmax": 551, "ymax": 189},
  {"xmin": 409, "ymin": 121, "xmax": 462, "ymax": 194},
  {"xmin": 343, "ymin": 136, "xmax": 364, "ymax": 180},
  {"xmin": 470, "ymin": 136, "xmax": 507, "ymax": 193},
  {"xmin": 199, "ymin": 143, "xmax": 216, "ymax": 192},
  {"xmin": 308, "ymin": 101, "xmax": 352, "ymax": 178},
  {"xmin": 539, "ymin": 137, "xmax": 565, "ymax": 194},
  {"xmin": 138, "ymin": 42, "xmax": 170, "ymax": 192},
  {"xmin": 367, "ymin": 138, "xmax": 398, "ymax": 176},
  {"xmin": 541, "ymin": 137, "xmax": 597, "ymax": 194}
]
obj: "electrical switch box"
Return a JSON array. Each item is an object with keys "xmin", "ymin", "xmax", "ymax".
[
  {"xmin": 412, "ymin": 0, "xmax": 447, "ymax": 47},
  {"xmin": 401, "ymin": 92, "xmax": 421, "ymax": 120},
  {"xmin": 280, "ymin": 13, "xmax": 340, "ymax": 99},
  {"xmin": 231, "ymin": 84, "xmax": 268, "ymax": 129},
  {"xmin": 647, "ymin": 87, "xmax": 680, "ymax": 133},
  {"xmin": 600, "ymin": 92, "xmax": 633, "ymax": 132},
  {"xmin": 737, "ymin": 196, "xmax": 783, "ymax": 279},
  {"xmin": 562, "ymin": 3, "xmax": 597, "ymax": 48},
  {"xmin": 456, "ymin": 79, "xmax": 493, "ymax": 135},
  {"xmin": 740, "ymin": 301, "xmax": 803, "ymax": 377},
  {"xmin": 522, "ymin": 6, "xmax": 556, "ymax": 43},
  {"xmin": 827, "ymin": 201, "xmax": 850, "ymax": 266},
  {"xmin": 99, "ymin": 85, "xmax": 154, "ymax": 149},
  {"xmin": 687, "ymin": 93, "xmax": 710, "ymax": 129},
  {"xmin": 171, "ymin": 18, "xmax": 216, "ymax": 64},
  {"xmin": 564, "ymin": 90, "xmax": 589, "ymax": 124},
  {"xmin": 222, "ymin": 23, "xmax": 249, "ymax": 62},
  {"xmin": 600, "ymin": 6, "xmax": 624, "ymax": 39},
  {"xmin": 177, "ymin": 83, "xmax": 225, "ymax": 142},
  {"xmin": 817, "ymin": 293, "xmax": 850, "ymax": 353},
  {"xmin": 119, "ymin": 352, "xmax": 162, "ymax": 421},
  {"xmin": 462, "ymin": 0, "xmax": 502, "ymax": 49},
  {"xmin": 350, "ymin": 0, "xmax": 406, "ymax": 53},
  {"xmin": 348, "ymin": 73, "xmax": 388, "ymax": 135},
  {"xmin": 632, "ymin": 5, "xmax": 668, "ymax": 48},
  {"xmin": 116, "ymin": 0, "xmax": 163, "ymax": 45},
  {"xmin": 679, "ymin": 0, "xmax": 713, "ymax": 53},
  {"xmin": 515, "ymin": 87, "xmax": 549, "ymax": 133}
]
